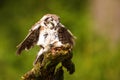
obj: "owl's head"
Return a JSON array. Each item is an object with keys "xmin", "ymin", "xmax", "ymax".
[{"xmin": 40, "ymin": 14, "xmax": 60, "ymax": 29}]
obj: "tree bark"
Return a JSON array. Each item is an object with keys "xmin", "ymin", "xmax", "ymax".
[{"xmin": 21, "ymin": 44, "xmax": 75, "ymax": 80}]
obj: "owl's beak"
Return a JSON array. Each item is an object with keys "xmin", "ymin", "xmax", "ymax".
[{"xmin": 52, "ymin": 20, "xmax": 59, "ymax": 27}]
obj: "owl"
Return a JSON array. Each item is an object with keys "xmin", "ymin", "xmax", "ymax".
[{"xmin": 16, "ymin": 14, "xmax": 75, "ymax": 65}]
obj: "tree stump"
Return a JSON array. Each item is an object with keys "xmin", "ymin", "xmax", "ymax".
[{"xmin": 21, "ymin": 44, "xmax": 75, "ymax": 80}]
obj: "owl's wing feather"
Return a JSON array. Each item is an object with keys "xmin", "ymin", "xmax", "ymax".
[
  {"xmin": 58, "ymin": 26, "xmax": 75, "ymax": 46},
  {"xmin": 16, "ymin": 27, "xmax": 40, "ymax": 55}
]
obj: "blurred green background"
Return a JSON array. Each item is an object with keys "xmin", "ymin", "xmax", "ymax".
[{"xmin": 0, "ymin": 0, "xmax": 120, "ymax": 80}]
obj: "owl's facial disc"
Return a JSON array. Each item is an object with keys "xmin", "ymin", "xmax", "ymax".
[
  {"xmin": 45, "ymin": 17, "xmax": 59, "ymax": 29},
  {"xmin": 40, "ymin": 14, "xmax": 60, "ymax": 29}
]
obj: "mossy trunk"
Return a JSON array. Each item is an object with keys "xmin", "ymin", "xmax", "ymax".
[{"xmin": 21, "ymin": 45, "xmax": 75, "ymax": 80}]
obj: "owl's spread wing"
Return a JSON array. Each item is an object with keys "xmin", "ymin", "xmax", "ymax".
[
  {"xmin": 16, "ymin": 27, "xmax": 40, "ymax": 55},
  {"xmin": 58, "ymin": 26, "xmax": 75, "ymax": 46}
]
